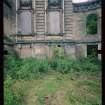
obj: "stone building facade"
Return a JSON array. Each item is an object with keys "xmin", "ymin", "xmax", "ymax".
[
  {"xmin": 4, "ymin": 0, "xmax": 101, "ymax": 59},
  {"xmin": 4, "ymin": 0, "xmax": 16, "ymax": 36}
]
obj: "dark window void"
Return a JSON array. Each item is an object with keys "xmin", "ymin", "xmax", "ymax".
[
  {"xmin": 58, "ymin": 45, "xmax": 61, "ymax": 47},
  {"xmin": 86, "ymin": 14, "xmax": 98, "ymax": 35},
  {"xmin": 4, "ymin": 50, "xmax": 8, "ymax": 55},
  {"xmin": 48, "ymin": 0, "xmax": 62, "ymax": 8},
  {"xmin": 87, "ymin": 45, "xmax": 98, "ymax": 58},
  {"xmin": 20, "ymin": 0, "xmax": 32, "ymax": 7}
]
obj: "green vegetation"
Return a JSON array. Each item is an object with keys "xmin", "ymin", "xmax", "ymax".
[
  {"xmin": 4, "ymin": 46, "xmax": 101, "ymax": 105},
  {"xmin": 86, "ymin": 14, "xmax": 98, "ymax": 35}
]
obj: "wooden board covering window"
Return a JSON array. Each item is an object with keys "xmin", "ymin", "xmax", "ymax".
[
  {"xmin": 19, "ymin": 11, "xmax": 32, "ymax": 34},
  {"xmin": 48, "ymin": 11, "xmax": 60, "ymax": 34}
]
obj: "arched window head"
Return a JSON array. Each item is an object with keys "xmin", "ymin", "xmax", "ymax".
[{"xmin": 86, "ymin": 14, "xmax": 98, "ymax": 35}]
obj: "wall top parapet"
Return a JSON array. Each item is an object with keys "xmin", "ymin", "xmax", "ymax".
[{"xmin": 73, "ymin": 0, "xmax": 101, "ymax": 12}]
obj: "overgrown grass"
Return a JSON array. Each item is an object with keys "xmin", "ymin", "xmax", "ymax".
[
  {"xmin": 4, "ymin": 47, "xmax": 101, "ymax": 105},
  {"xmin": 4, "ymin": 55, "xmax": 101, "ymax": 80}
]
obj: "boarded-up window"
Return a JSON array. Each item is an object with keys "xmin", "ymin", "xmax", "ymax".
[
  {"xmin": 19, "ymin": 11, "xmax": 32, "ymax": 34},
  {"xmin": 48, "ymin": 12, "xmax": 60, "ymax": 34}
]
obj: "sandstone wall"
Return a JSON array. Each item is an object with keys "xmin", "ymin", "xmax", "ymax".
[
  {"xmin": 72, "ymin": 8, "xmax": 101, "ymax": 39},
  {"xmin": 4, "ymin": 0, "xmax": 16, "ymax": 36}
]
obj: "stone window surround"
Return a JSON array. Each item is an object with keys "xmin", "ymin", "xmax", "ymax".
[
  {"xmin": 86, "ymin": 13, "xmax": 98, "ymax": 35},
  {"xmin": 84, "ymin": 12, "xmax": 101, "ymax": 36}
]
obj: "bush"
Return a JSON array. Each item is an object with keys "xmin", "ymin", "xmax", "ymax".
[
  {"xmin": 78, "ymin": 57, "xmax": 101, "ymax": 72},
  {"xmin": 16, "ymin": 58, "xmax": 50, "ymax": 80},
  {"xmin": 57, "ymin": 58, "xmax": 74, "ymax": 73},
  {"xmin": 50, "ymin": 57, "xmax": 77, "ymax": 73},
  {"xmin": 50, "ymin": 56, "xmax": 101, "ymax": 74},
  {"xmin": 52, "ymin": 46, "xmax": 65, "ymax": 59},
  {"xmin": 16, "ymin": 58, "xmax": 38, "ymax": 80},
  {"xmin": 4, "ymin": 55, "xmax": 21, "ymax": 79},
  {"xmin": 4, "ymin": 53, "xmax": 101, "ymax": 80},
  {"xmin": 49, "ymin": 58, "xmax": 59, "ymax": 70}
]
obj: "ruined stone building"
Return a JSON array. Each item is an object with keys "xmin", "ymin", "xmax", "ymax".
[{"xmin": 4, "ymin": 0, "xmax": 101, "ymax": 59}]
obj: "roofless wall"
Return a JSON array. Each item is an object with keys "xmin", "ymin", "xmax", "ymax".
[{"xmin": 4, "ymin": 0, "xmax": 101, "ymax": 59}]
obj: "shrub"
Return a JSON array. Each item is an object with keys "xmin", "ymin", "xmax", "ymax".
[
  {"xmin": 49, "ymin": 57, "xmax": 77, "ymax": 73},
  {"xmin": 4, "ymin": 55, "xmax": 21, "ymax": 79},
  {"xmin": 16, "ymin": 58, "xmax": 39, "ymax": 80},
  {"xmin": 49, "ymin": 58, "xmax": 59, "ymax": 70},
  {"xmin": 38, "ymin": 59, "xmax": 50, "ymax": 73},
  {"xmin": 52, "ymin": 46, "xmax": 65, "ymax": 59},
  {"xmin": 78, "ymin": 57, "xmax": 101, "ymax": 72},
  {"xmin": 16, "ymin": 58, "xmax": 50, "ymax": 80},
  {"xmin": 4, "ymin": 53, "xmax": 101, "ymax": 80}
]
